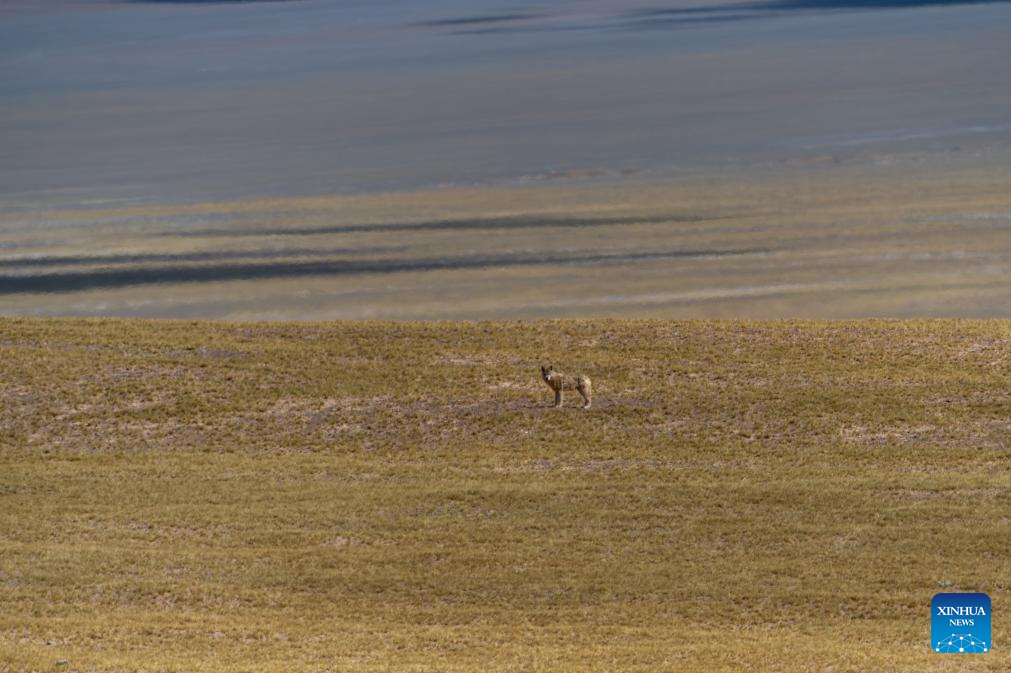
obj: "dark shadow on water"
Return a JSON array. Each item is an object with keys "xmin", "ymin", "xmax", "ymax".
[
  {"xmin": 626, "ymin": 0, "xmax": 1011, "ymax": 28},
  {"xmin": 0, "ymin": 248, "xmax": 769, "ymax": 294},
  {"xmin": 621, "ymin": 12, "xmax": 769, "ymax": 28},
  {"xmin": 419, "ymin": 13, "xmax": 544, "ymax": 27},
  {"xmin": 168, "ymin": 213, "xmax": 718, "ymax": 239},
  {"xmin": 0, "ymin": 246, "xmax": 401, "ymax": 270},
  {"xmin": 424, "ymin": 0, "xmax": 1011, "ymax": 35}
]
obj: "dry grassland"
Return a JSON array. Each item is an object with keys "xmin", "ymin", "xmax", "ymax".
[{"xmin": 2, "ymin": 318, "xmax": 1010, "ymax": 671}]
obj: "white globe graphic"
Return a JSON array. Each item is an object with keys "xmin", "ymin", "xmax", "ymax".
[{"xmin": 935, "ymin": 634, "xmax": 987, "ymax": 653}]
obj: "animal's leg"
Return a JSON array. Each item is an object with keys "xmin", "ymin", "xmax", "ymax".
[
  {"xmin": 554, "ymin": 389, "xmax": 563, "ymax": 408},
  {"xmin": 579, "ymin": 381, "xmax": 592, "ymax": 409}
]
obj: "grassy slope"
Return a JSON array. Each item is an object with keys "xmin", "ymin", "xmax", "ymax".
[{"xmin": 1, "ymin": 318, "xmax": 1010, "ymax": 672}]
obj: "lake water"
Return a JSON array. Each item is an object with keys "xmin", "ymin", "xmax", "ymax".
[{"xmin": 3, "ymin": 0, "xmax": 1011, "ymax": 209}]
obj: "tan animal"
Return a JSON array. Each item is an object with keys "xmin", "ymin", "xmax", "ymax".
[{"xmin": 540, "ymin": 365, "xmax": 592, "ymax": 409}]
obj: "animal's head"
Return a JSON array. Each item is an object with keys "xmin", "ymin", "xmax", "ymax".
[{"xmin": 541, "ymin": 365, "xmax": 553, "ymax": 381}]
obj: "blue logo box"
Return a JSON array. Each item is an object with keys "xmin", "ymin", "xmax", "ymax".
[{"xmin": 932, "ymin": 593, "xmax": 991, "ymax": 653}]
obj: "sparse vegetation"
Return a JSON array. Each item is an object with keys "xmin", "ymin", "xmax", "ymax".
[{"xmin": 2, "ymin": 318, "xmax": 1010, "ymax": 671}]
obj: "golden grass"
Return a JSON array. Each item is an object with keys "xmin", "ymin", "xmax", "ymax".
[{"xmin": 1, "ymin": 318, "xmax": 1010, "ymax": 671}]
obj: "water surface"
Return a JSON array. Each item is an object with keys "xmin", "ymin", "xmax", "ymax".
[{"xmin": 3, "ymin": 0, "xmax": 1010, "ymax": 208}]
